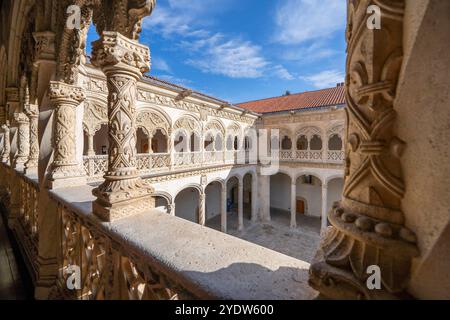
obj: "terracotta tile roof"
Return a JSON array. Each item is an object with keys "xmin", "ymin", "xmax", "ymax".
[{"xmin": 237, "ymin": 85, "xmax": 346, "ymax": 114}]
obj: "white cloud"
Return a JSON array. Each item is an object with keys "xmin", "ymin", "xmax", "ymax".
[
  {"xmin": 143, "ymin": 1, "xmax": 294, "ymax": 80},
  {"xmin": 301, "ymin": 69, "xmax": 344, "ymax": 88},
  {"xmin": 156, "ymin": 74, "xmax": 192, "ymax": 88},
  {"xmin": 274, "ymin": 0, "xmax": 346, "ymax": 45},
  {"xmin": 272, "ymin": 65, "xmax": 295, "ymax": 80},
  {"xmin": 185, "ymin": 34, "xmax": 269, "ymax": 78},
  {"xmin": 152, "ymin": 57, "xmax": 171, "ymax": 73}
]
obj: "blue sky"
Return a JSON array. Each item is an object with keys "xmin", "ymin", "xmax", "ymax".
[{"xmin": 86, "ymin": 0, "xmax": 346, "ymax": 104}]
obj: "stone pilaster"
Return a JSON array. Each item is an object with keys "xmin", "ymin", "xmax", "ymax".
[
  {"xmin": 13, "ymin": 112, "xmax": 30, "ymax": 171},
  {"xmin": 47, "ymin": 81, "xmax": 86, "ymax": 189},
  {"xmin": 90, "ymin": 31, "xmax": 154, "ymax": 222},
  {"xmin": 309, "ymin": 0, "xmax": 419, "ymax": 299},
  {"xmin": 1, "ymin": 123, "xmax": 10, "ymax": 163},
  {"xmin": 24, "ymin": 104, "xmax": 39, "ymax": 174}
]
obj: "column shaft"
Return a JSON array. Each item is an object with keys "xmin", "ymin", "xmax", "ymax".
[
  {"xmin": 25, "ymin": 104, "xmax": 39, "ymax": 174},
  {"xmin": 48, "ymin": 82, "xmax": 86, "ymax": 189},
  {"xmin": 221, "ymin": 188, "xmax": 227, "ymax": 233},
  {"xmin": 199, "ymin": 192, "xmax": 206, "ymax": 226},
  {"xmin": 238, "ymin": 180, "xmax": 244, "ymax": 231},
  {"xmin": 290, "ymin": 182, "xmax": 297, "ymax": 228}
]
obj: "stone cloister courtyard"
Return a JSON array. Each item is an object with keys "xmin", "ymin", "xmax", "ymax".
[{"xmin": 0, "ymin": 0, "xmax": 449, "ymax": 302}]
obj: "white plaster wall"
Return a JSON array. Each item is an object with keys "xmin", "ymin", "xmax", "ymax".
[
  {"xmin": 205, "ymin": 182, "xmax": 221, "ymax": 219},
  {"xmin": 270, "ymin": 173, "xmax": 291, "ymax": 211},
  {"xmin": 175, "ymin": 188, "xmax": 199, "ymax": 223},
  {"xmin": 297, "ymin": 177, "xmax": 322, "ymax": 217}
]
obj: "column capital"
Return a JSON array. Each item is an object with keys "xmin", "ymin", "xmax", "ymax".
[
  {"xmin": 91, "ymin": 31, "xmax": 150, "ymax": 76},
  {"xmin": 13, "ymin": 112, "xmax": 29, "ymax": 125},
  {"xmin": 24, "ymin": 104, "xmax": 39, "ymax": 119},
  {"xmin": 48, "ymin": 81, "xmax": 86, "ymax": 107},
  {"xmin": 33, "ymin": 31, "xmax": 56, "ymax": 62}
]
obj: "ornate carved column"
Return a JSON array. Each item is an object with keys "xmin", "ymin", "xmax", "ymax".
[
  {"xmin": 309, "ymin": 0, "xmax": 419, "ymax": 299},
  {"xmin": 199, "ymin": 191, "xmax": 206, "ymax": 226},
  {"xmin": 238, "ymin": 179, "xmax": 244, "ymax": 231},
  {"xmin": 47, "ymin": 81, "xmax": 86, "ymax": 188},
  {"xmin": 321, "ymin": 182, "xmax": 328, "ymax": 235},
  {"xmin": 13, "ymin": 112, "xmax": 30, "ymax": 171},
  {"xmin": 1, "ymin": 123, "xmax": 10, "ymax": 163},
  {"xmin": 221, "ymin": 186, "xmax": 227, "ymax": 233},
  {"xmin": 290, "ymin": 181, "xmax": 297, "ymax": 228},
  {"xmin": 90, "ymin": 31, "xmax": 155, "ymax": 222},
  {"xmin": 24, "ymin": 104, "xmax": 39, "ymax": 174}
]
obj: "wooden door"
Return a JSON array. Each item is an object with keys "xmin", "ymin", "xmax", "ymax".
[{"xmin": 296, "ymin": 199, "xmax": 305, "ymax": 214}]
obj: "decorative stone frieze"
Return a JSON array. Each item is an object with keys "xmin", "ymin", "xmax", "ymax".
[
  {"xmin": 90, "ymin": 31, "xmax": 155, "ymax": 222},
  {"xmin": 309, "ymin": 0, "xmax": 419, "ymax": 300},
  {"xmin": 13, "ymin": 112, "xmax": 30, "ymax": 171},
  {"xmin": 48, "ymin": 81, "xmax": 86, "ymax": 188},
  {"xmin": 24, "ymin": 104, "xmax": 39, "ymax": 174}
]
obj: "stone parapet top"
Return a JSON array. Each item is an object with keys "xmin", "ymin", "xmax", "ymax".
[{"xmin": 49, "ymin": 185, "xmax": 317, "ymax": 300}]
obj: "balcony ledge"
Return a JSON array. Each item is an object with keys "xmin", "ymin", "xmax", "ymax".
[{"xmin": 49, "ymin": 185, "xmax": 318, "ymax": 300}]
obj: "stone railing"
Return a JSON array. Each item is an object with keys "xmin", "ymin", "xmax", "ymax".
[
  {"xmin": 6, "ymin": 171, "xmax": 40, "ymax": 279},
  {"xmin": 327, "ymin": 150, "xmax": 345, "ymax": 163},
  {"xmin": 279, "ymin": 150, "xmax": 345, "ymax": 164},
  {"xmin": 83, "ymin": 149, "xmax": 344, "ymax": 181},
  {"xmin": 46, "ymin": 185, "xmax": 316, "ymax": 300}
]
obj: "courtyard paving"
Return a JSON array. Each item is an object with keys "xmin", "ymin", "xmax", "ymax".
[{"xmin": 206, "ymin": 208, "xmax": 321, "ymax": 263}]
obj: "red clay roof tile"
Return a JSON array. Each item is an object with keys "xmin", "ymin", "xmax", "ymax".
[{"xmin": 237, "ymin": 86, "xmax": 346, "ymax": 114}]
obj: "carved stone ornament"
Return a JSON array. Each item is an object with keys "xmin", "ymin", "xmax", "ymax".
[
  {"xmin": 33, "ymin": 31, "xmax": 56, "ymax": 62},
  {"xmin": 48, "ymin": 81, "xmax": 86, "ymax": 187},
  {"xmin": 91, "ymin": 31, "xmax": 151, "ymax": 75},
  {"xmin": 24, "ymin": 104, "xmax": 39, "ymax": 173},
  {"xmin": 308, "ymin": 0, "xmax": 419, "ymax": 300},
  {"xmin": 91, "ymin": 31, "xmax": 154, "ymax": 222},
  {"xmin": 13, "ymin": 112, "xmax": 30, "ymax": 171},
  {"xmin": 1, "ymin": 123, "xmax": 10, "ymax": 163}
]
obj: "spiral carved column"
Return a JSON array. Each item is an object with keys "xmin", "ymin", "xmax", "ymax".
[
  {"xmin": 309, "ymin": 0, "xmax": 419, "ymax": 299},
  {"xmin": 91, "ymin": 31, "xmax": 155, "ymax": 222},
  {"xmin": 24, "ymin": 104, "xmax": 39, "ymax": 174}
]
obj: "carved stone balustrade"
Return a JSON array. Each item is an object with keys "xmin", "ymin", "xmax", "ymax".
[{"xmin": 49, "ymin": 185, "xmax": 317, "ymax": 300}]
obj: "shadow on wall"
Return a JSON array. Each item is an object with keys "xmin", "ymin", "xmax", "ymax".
[{"xmin": 184, "ymin": 262, "xmax": 317, "ymax": 300}]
